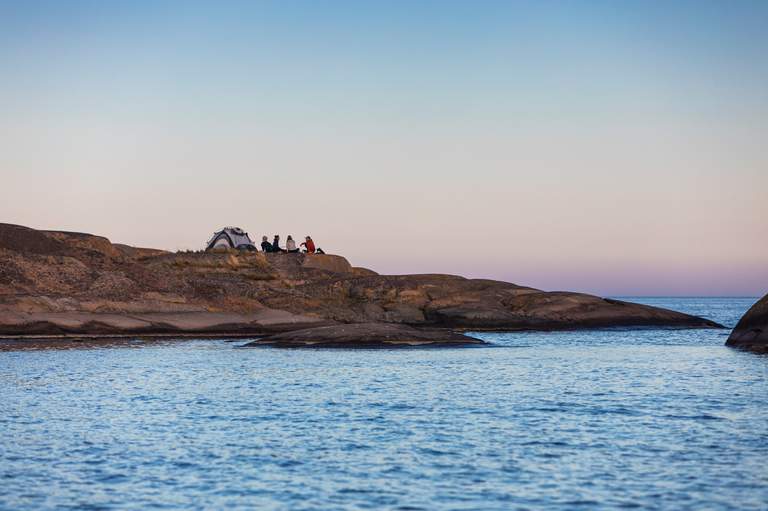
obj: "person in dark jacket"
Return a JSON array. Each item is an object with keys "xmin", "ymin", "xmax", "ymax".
[
  {"xmin": 261, "ymin": 236, "xmax": 273, "ymax": 253},
  {"xmin": 272, "ymin": 235, "xmax": 286, "ymax": 253}
]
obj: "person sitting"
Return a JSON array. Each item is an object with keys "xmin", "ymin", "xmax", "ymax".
[
  {"xmin": 260, "ymin": 236, "xmax": 273, "ymax": 253},
  {"xmin": 301, "ymin": 236, "xmax": 316, "ymax": 254},
  {"xmin": 286, "ymin": 235, "xmax": 299, "ymax": 253},
  {"xmin": 272, "ymin": 235, "xmax": 286, "ymax": 253}
]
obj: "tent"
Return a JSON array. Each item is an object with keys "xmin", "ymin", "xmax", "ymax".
[{"xmin": 205, "ymin": 227, "xmax": 257, "ymax": 251}]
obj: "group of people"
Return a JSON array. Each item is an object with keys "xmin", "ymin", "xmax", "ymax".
[{"xmin": 261, "ymin": 235, "xmax": 323, "ymax": 254}]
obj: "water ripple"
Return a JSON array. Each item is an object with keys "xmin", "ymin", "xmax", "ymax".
[{"xmin": 0, "ymin": 298, "xmax": 766, "ymax": 510}]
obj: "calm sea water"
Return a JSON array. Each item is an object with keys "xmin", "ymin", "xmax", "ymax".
[{"xmin": 1, "ymin": 298, "xmax": 766, "ymax": 510}]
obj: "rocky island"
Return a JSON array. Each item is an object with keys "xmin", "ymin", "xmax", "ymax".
[
  {"xmin": 726, "ymin": 293, "xmax": 768, "ymax": 352},
  {"xmin": 0, "ymin": 223, "xmax": 723, "ymax": 346},
  {"xmin": 245, "ymin": 323, "xmax": 485, "ymax": 348}
]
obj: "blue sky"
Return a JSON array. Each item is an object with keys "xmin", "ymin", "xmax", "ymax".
[
  {"xmin": 4, "ymin": 1, "xmax": 766, "ymax": 119},
  {"xmin": 1, "ymin": 1, "xmax": 766, "ymax": 295}
]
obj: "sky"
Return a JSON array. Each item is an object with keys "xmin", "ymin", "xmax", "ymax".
[{"xmin": 1, "ymin": 0, "xmax": 766, "ymax": 296}]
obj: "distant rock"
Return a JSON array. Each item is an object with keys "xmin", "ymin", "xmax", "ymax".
[
  {"xmin": 726, "ymin": 294, "xmax": 768, "ymax": 352},
  {"xmin": 244, "ymin": 322, "xmax": 485, "ymax": 348}
]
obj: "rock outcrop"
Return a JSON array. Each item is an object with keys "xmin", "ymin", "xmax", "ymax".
[
  {"xmin": 0, "ymin": 310, "xmax": 329, "ymax": 338},
  {"xmin": 253, "ymin": 274, "xmax": 722, "ymax": 330},
  {"xmin": 726, "ymin": 294, "xmax": 768, "ymax": 352},
  {"xmin": 245, "ymin": 323, "xmax": 485, "ymax": 348},
  {"xmin": 301, "ymin": 254, "xmax": 353, "ymax": 274},
  {"xmin": 0, "ymin": 223, "xmax": 723, "ymax": 338}
]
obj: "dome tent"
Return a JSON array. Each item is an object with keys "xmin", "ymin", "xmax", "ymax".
[{"xmin": 206, "ymin": 227, "xmax": 256, "ymax": 251}]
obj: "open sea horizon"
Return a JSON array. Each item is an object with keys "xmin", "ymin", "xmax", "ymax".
[{"xmin": 1, "ymin": 297, "xmax": 766, "ymax": 510}]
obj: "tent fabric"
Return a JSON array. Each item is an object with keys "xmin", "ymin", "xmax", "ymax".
[{"xmin": 205, "ymin": 227, "xmax": 256, "ymax": 251}]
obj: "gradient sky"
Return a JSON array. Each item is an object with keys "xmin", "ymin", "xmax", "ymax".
[{"xmin": 1, "ymin": 0, "xmax": 766, "ymax": 296}]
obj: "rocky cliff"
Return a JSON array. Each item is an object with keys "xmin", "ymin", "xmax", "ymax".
[
  {"xmin": 0, "ymin": 223, "xmax": 722, "ymax": 338},
  {"xmin": 726, "ymin": 294, "xmax": 768, "ymax": 352}
]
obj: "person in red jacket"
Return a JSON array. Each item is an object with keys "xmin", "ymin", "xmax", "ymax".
[{"xmin": 301, "ymin": 236, "xmax": 316, "ymax": 254}]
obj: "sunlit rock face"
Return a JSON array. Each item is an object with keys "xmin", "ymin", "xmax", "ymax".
[{"xmin": 0, "ymin": 223, "xmax": 723, "ymax": 337}]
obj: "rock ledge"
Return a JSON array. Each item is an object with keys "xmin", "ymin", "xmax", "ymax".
[{"xmin": 245, "ymin": 323, "xmax": 486, "ymax": 348}]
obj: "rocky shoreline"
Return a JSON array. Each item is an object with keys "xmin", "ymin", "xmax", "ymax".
[
  {"xmin": 0, "ymin": 310, "xmax": 329, "ymax": 338},
  {"xmin": 0, "ymin": 223, "xmax": 724, "ymax": 346}
]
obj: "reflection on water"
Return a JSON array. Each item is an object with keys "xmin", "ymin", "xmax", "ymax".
[{"xmin": 1, "ymin": 298, "xmax": 766, "ymax": 510}]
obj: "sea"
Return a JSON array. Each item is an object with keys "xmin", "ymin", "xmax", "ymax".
[{"xmin": 1, "ymin": 297, "xmax": 766, "ymax": 510}]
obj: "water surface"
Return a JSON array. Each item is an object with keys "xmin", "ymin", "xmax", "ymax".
[{"xmin": 1, "ymin": 298, "xmax": 766, "ymax": 510}]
